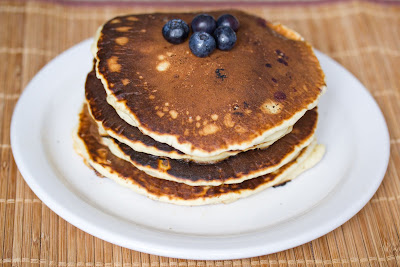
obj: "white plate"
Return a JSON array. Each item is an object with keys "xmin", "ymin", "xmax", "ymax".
[{"xmin": 11, "ymin": 39, "xmax": 390, "ymax": 260}]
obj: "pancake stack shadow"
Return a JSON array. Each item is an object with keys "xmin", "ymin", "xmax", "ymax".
[{"xmin": 73, "ymin": 10, "xmax": 327, "ymax": 205}]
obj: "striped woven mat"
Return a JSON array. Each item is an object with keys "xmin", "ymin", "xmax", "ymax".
[{"xmin": 1, "ymin": 0, "xmax": 400, "ymax": 265}]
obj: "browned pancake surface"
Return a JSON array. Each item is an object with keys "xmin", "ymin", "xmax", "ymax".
[
  {"xmin": 86, "ymin": 69, "xmax": 183, "ymax": 155},
  {"xmin": 104, "ymin": 108, "xmax": 318, "ymax": 185},
  {"xmin": 77, "ymin": 104, "xmax": 303, "ymax": 202},
  {"xmin": 111, "ymin": 108, "xmax": 316, "ymax": 184},
  {"xmin": 95, "ymin": 10, "xmax": 325, "ymax": 153}
]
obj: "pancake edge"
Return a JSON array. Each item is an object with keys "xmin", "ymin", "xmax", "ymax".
[
  {"xmin": 102, "ymin": 133, "xmax": 316, "ymax": 186},
  {"xmin": 88, "ymin": 95, "xmax": 292, "ymax": 163},
  {"xmin": 73, "ymin": 124, "xmax": 325, "ymax": 205}
]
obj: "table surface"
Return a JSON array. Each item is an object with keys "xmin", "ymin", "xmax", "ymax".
[{"xmin": 1, "ymin": 0, "xmax": 400, "ymax": 266}]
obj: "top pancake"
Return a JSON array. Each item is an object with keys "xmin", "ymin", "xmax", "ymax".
[{"xmin": 93, "ymin": 10, "xmax": 326, "ymax": 157}]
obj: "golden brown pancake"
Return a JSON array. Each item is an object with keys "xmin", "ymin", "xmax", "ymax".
[
  {"xmin": 85, "ymin": 69, "xmax": 292, "ymax": 163},
  {"xmin": 93, "ymin": 10, "xmax": 326, "ymax": 157},
  {"xmin": 98, "ymin": 107, "xmax": 318, "ymax": 186},
  {"xmin": 73, "ymin": 104, "xmax": 324, "ymax": 205}
]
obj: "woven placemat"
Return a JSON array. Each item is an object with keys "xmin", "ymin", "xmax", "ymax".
[{"xmin": 1, "ymin": 1, "xmax": 400, "ymax": 265}]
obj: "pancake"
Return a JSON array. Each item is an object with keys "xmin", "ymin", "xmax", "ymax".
[
  {"xmin": 92, "ymin": 10, "xmax": 326, "ymax": 158},
  {"xmin": 99, "ymin": 107, "xmax": 318, "ymax": 186},
  {"xmin": 85, "ymin": 69, "xmax": 292, "ymax": 163},
  {"xmin": 73, "ymin": 104, "xmax": 325, "ymax": 205}
]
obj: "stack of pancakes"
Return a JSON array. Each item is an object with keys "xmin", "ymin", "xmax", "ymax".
[{"xmin": 73, "ymin": 10, "xmax": 327, "ymax": 205}]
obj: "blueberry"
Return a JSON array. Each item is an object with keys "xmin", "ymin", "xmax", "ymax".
[
  {"xmin": 214, "ymin": 26, "xmax": 237, "ymax": 51},
  {"xmin": 217, "ymin": 14, "xmax": 240, "ymax": 32},
  {"xmin": 162, "ymin": 19, "xmax": 189, "ymax": 44},
  {"xmin": 191, "ymin": 14, "xmax": 217, "ymax": 34},
  {"xmin": 189, "ymin": 32, "xmax": 216, "ymax": 57}
]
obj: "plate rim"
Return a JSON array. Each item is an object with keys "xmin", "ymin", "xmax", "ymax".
[{"xmin": 10, "ymin": 38, "xmax": 390, "ymax": 260}]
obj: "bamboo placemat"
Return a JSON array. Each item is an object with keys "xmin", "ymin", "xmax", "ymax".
[{"xmin": 1, "ymin": 0, "xmax": 400, "ymax": 265}]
